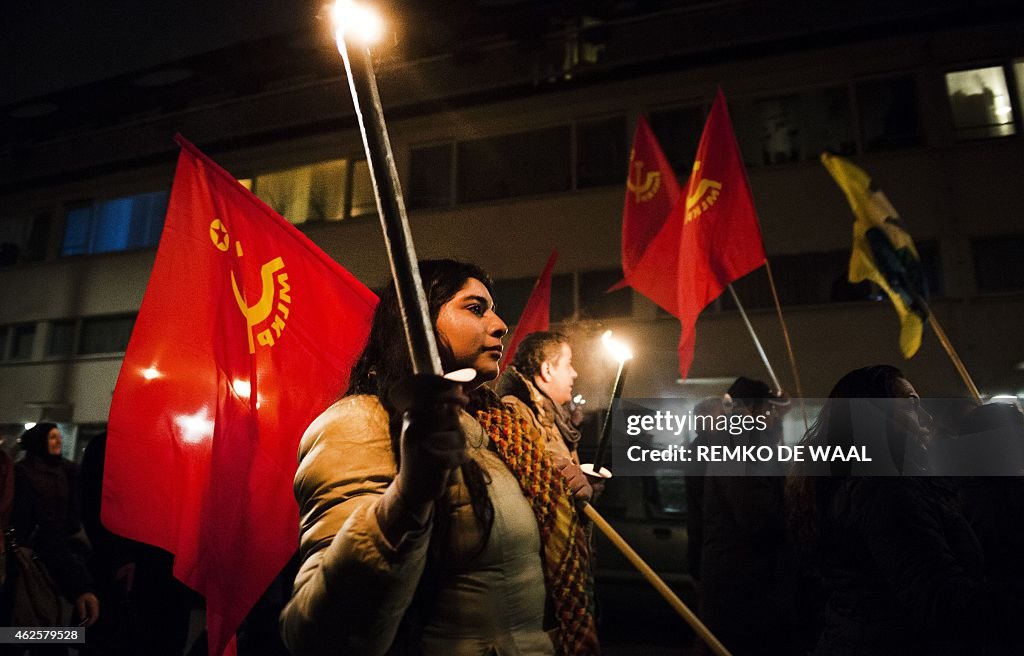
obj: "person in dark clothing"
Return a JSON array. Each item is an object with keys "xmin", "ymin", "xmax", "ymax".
[
  {"xmin": 80, "ymin": 431, "xmax": 195, "ymax": 656},
  {"xmin": 8, "ymin": 424, "xmax": 99, "ymax": 656},
  {"xmin": 12, "ymin": 423, "xmax": 99, "ymax": 629},
  {"xmin": 683, "ymin": 397, "xmax": 727, "ymax": 584},
  {"xmin": 80, "ymin": 432, "xmax": 136, "ymax": 655},
  {"xmin": 0, "ymin": 440, "xmax": 14, "ymax": 585},
  {"xmin": 698, "ymin": 377, "xmax": 794, "ymax": 656},
  {"xmin": 956, "ymin": 403, "xmax": 1024, "ymax": 655},
  {"xmin": 787, "ymin": 366, "xmax": 1021, "ymax": 656}
]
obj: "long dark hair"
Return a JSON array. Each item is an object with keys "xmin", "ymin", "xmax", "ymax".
[
  {"xmin": 786, "ymin": 365, "xmax": 906, "ymax": 545},
  {"xmin": 346, "ymin": 259, "xmax": 498, "ymax": 556}
]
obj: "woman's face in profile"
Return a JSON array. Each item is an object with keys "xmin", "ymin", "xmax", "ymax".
[
  {"xmin": 47, "ymin": 427, "xmax": 63, "ymax": 456},
  {"xmin": 889, "ymin": 377, "xmax": 932, "ymax": 447},
  {"xmin": 435, "ymin": 278, "xmax": 508, "ymax": 383}
]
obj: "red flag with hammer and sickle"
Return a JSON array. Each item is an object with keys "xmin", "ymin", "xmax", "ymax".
[{"xmin": 104, "ymin": 136, "xmax": 377, "ymax": 656}]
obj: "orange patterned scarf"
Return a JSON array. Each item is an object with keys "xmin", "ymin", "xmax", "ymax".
[{"xmin": 477, "ymin": 406, "xmax": 600, "ymax": 656}]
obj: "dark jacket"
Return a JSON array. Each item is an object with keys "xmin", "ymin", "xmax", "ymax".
[
  {"xmin": 14, "ymin": 453, "xmax": 93, "ymax": 601},
  {"xmin": 699, "ymin": 430, "xmax": 795, "ymax": 655},
  {"xmin": 814, "ymin": 477, "xmax": 999, "ymax": 656},
  {"xmin": 958, "ymin": 477, "xmax": 1024, "ymax": 655}
]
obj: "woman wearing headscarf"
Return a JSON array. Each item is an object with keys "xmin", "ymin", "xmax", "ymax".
[{"xmin": 13, "ymin": 423, "xmax": 99, "ymax": 630}]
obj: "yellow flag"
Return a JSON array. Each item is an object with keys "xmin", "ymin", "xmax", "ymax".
[{"xmin": 821, "ymin": 153, "xmax": 927, "ymax": 358}]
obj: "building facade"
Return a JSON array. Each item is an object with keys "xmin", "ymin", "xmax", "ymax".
[{"xmin": 2, "ymin": 1, "xmax": 1023, "ymax": 457}]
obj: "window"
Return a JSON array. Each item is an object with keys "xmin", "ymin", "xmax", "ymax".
[
  {"xmin": 649, "ymin": 105, "xmax": 705, "ymax": 177},
  {"xmin": 945, "ymin": 66, "xmax": 1016, "ymax": 139},
  {"xmin": 78, "ymin": 315, "xmax": 136, "ymax": 355},
  {"xmin": 723, "ymin": 242, "xmax": 942, "ymax": 311},
  {"xmin": 348, "ymin": 160, "xmax": 377, "ymax": 218},
  {"xmin": 457, "ymin": 126, "xmax": 571, "ymax": 203},
  {"xmin": 579, "ymin": 269, "xmax": 632, "ymax": 319},
  {"xmin": 409, "ymin": 119, "xmax": 621, "ymax": 207},
  {"xmin": 972, "ymin": 235, "xmax": 1024, "ymax": 293},
  {"xmin": 0, "ymin": 213, "xmax": 48, "ymax": 266},
  {"xmin": 493, "ymin": 273, "xmax": 575, "ymax": 327},
  {"xmin": 61, "ymin": 191, "xmax": 169, "ymax": 256},
  {"xmin": 409, "ymin": 144, "xmax": 453, "ymax": 209},
  {"xmin": 4, "ymin": 324, "xmax": 36, "ymax": 361},
  {"xmin": 1015, "ymin": 60, "xmax": 1024, "ymax": 123},
  {"xmin": 253, "ymin": 159, "xmax": 346, "ymax": 224},
  {"xmin": 47, "ymin": 320, "xmax": 76, "ymax": 358},
  {"xmin": 549, "ymin": 274, "xmax": 575, "ymax": 322},
  {"xmin": 576, "ymin": 116, "xmax": 627, "ymax": 189},
  {"xmin": 0, "ymin": 216, "xmax": 30, "ymax": 266},
  {"xmin": 856, "ymin": 76, "xmax": 923, "ymax": 151},
  {"xmin": 732, "ymin": 87, "xmax": 854, "ymax": 166},
  {"xmin": 724, "ymin": 252, "xmax": 842, "ymax": 310}
]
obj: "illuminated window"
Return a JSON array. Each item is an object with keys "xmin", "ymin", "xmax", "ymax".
[
  {"xmin": 252, "ymin": 160, "xmax": 346, "ymax": 224},
  {"xmin": 61, "ymin": 192, "xmax": 168, "ymax": 256},
  {"xmin": 945, "ymin": 66, "xmax": 1016, "ymax": 139},
  {"xmin": 1016, "ymin": 60, "xmax": 1024, "ymax": 124},
  {"xmin": 348, "ymin": 160, "xmax": 376, "ymax": 218}
]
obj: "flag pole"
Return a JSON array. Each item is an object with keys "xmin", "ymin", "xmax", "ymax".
[
  {"xmin": 582, "ymin": 504, "xmax": 733, "ymax": 656},
  {"xmin": 763, "ymin": 261, "xmax": 809, "ymax": 429},
  {"xmin": 727, "ymin": 284, "xmax": 781, "ymax": 391},
  {"xmin": 915, "ymin": 296, "xmax": 981, "ymax": 402}
]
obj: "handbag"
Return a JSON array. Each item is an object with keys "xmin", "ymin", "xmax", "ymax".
[{"xmin": 5, "ymin": 528, "xmax": 71, "ymax": 627}]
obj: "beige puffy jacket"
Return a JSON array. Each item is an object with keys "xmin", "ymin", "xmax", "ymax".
[{"xmin": 280, "ymin": 395, "xmax": 430, "ymax": 655}]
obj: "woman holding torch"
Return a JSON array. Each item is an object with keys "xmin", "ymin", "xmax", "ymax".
[{"xmin": 281, "ymin": 260, "xmax": 598, "ymax": 656}]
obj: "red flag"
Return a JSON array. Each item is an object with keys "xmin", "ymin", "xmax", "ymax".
[
  {"xmin": 501, "ymin": 250, "xmax": 558, "ymax": 370},
  {"xmin": 627, "ymin": 90, "xmax": 766, "ymax": 378},
  {"xmin": 103, "ymin": 137, "xmax": 377, "ymax": 656},
  {"xmin": 610, "ymin": 115, "xmax": 681, "ymax": 302}
]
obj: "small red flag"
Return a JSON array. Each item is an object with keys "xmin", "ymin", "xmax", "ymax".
[
  {"xmin": 502, "ymin": 250, "xmax": 558, "ymax": 370},
  {"xmin": 623, "ymin": 91, "xmax": 766, "ymax": 378},
  {"xmin": 611, "ymin": 115, "xmax": 681, "ymax": 302},
  {"xmin": 103, "ymin": 137, "xmax": 377, "ymax": 656}
]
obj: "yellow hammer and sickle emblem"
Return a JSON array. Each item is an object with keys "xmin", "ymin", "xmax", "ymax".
[
  {"xmin": 626, "ymin": 151, "xmax": 662, "ymax": 203},
  {"xmin": 210, "ymin": 219, "xmax": 230, "ymax": 252},
  {"xmin": 684, "ymin": 161, "xmax": 722, "ymax": 223},
  {"xmin": 232, "ymin": 257, "xmax": 285, "ymax": 354}
]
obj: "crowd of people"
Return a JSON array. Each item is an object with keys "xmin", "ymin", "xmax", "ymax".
[
  {"xmin": 3, "ymin": 257, "xmax": 1023, "ymax": 656},
  {"xmin": 687, "ymin": 367, "xmax": 1024, "ymax": 656},
  {"xmin": 0, "ymin": 425, "xmax": 201, "ymax": 656},
  {"xmin": 281, "ymin": 258, "xmax": 1024, "ymax": 656}
]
